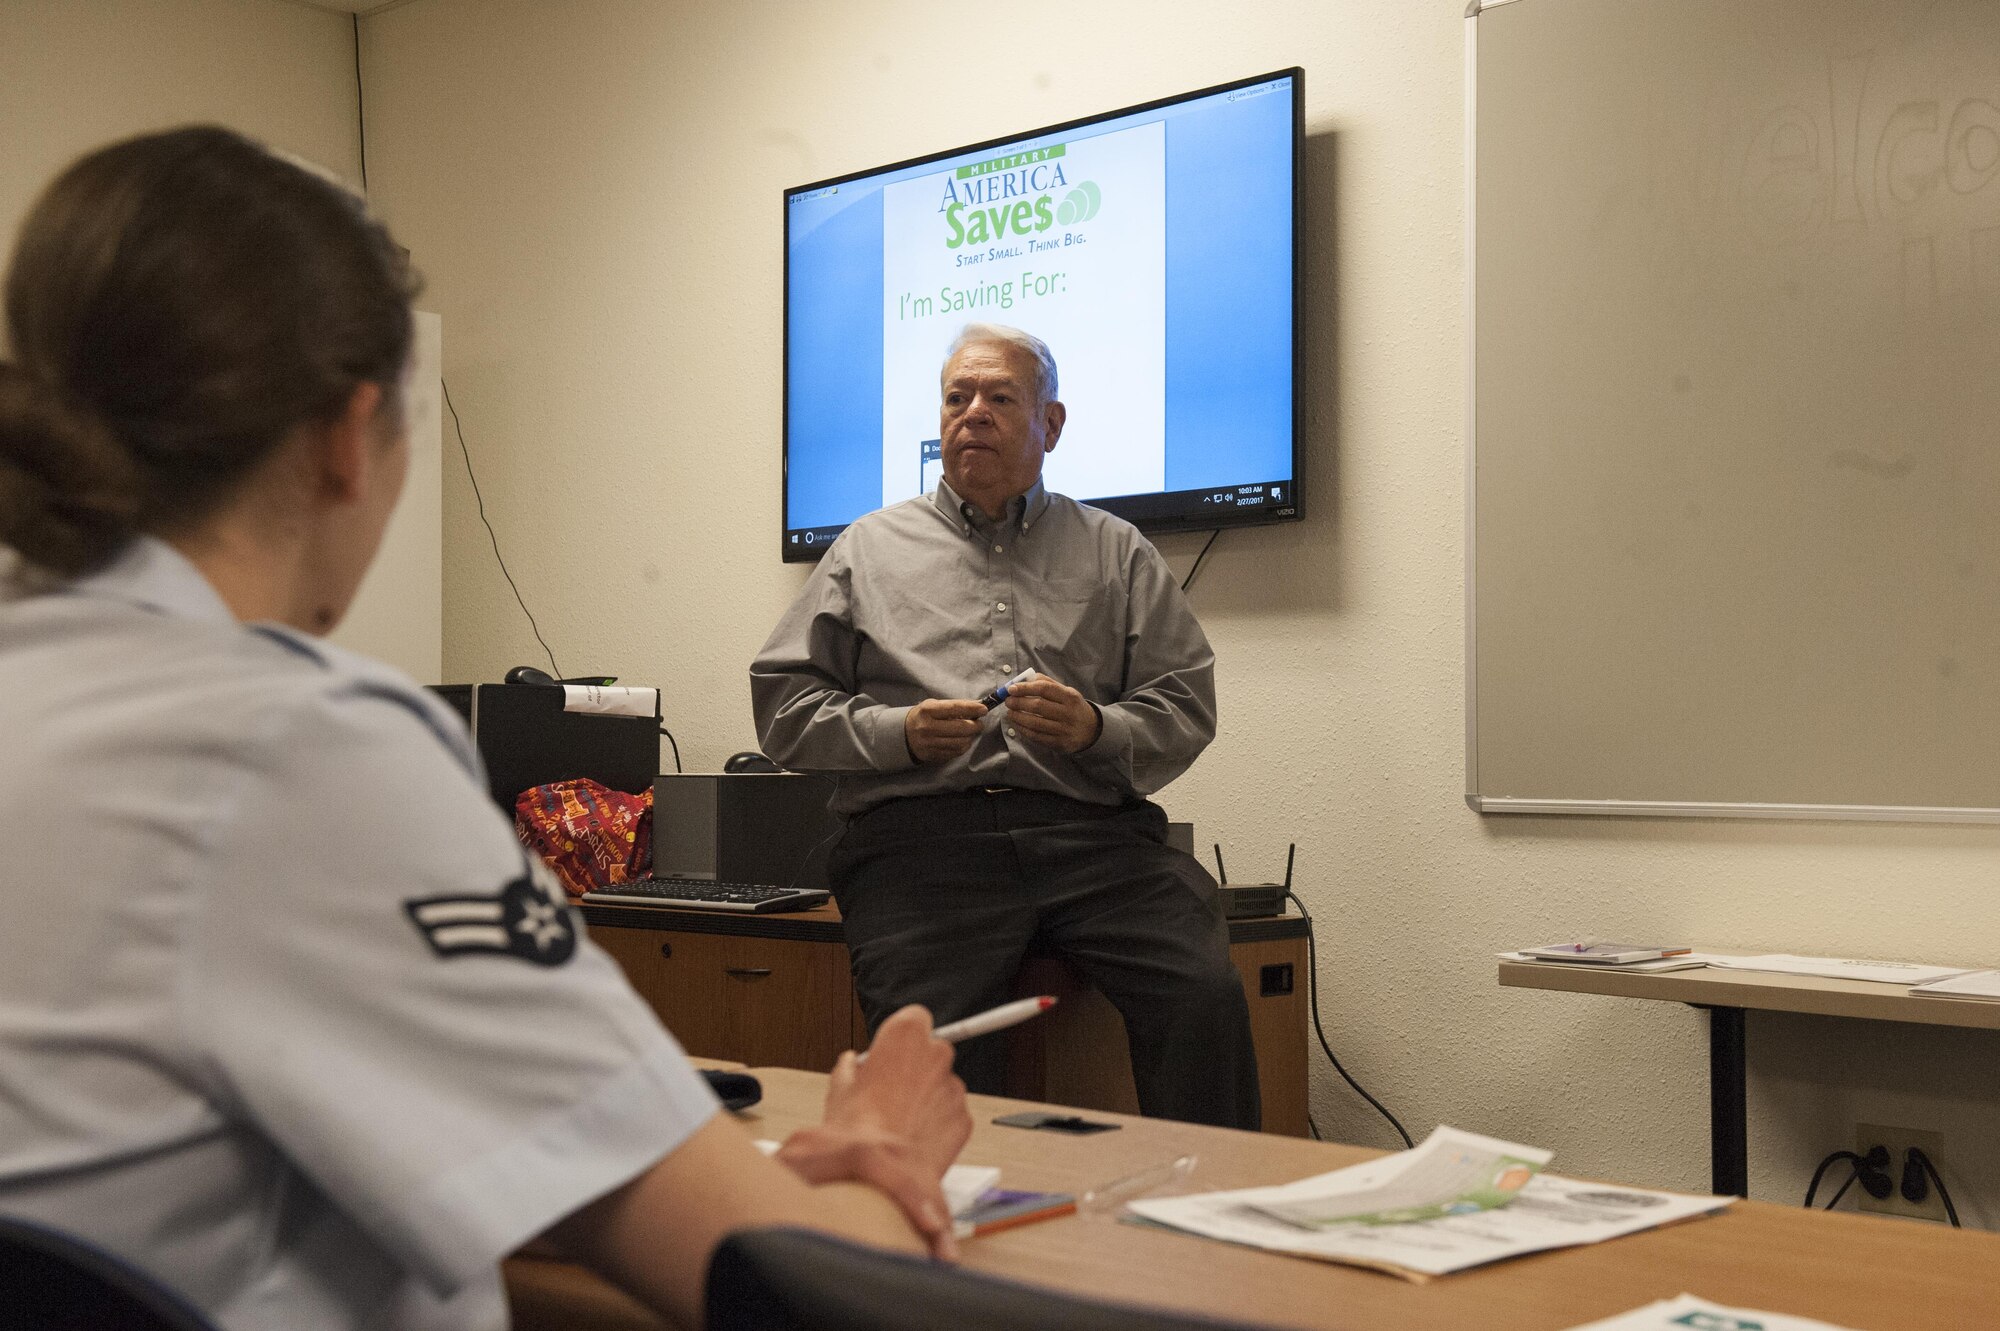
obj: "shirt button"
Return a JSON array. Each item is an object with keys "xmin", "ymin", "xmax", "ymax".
[
  {"xmin": 993, "ymin": 544, "xmax": 1004, "ymax": 553},
  {"xmin": 1006, "ymin": 726, "xmax": 1018, "ymax": 737},
  {"xmin": 1000, "ymin": 663, "xmax": 1013, "ymax": 673},
  {"xmin": 996, "ymin": 602, "xmax": 1008, "ymax": 613}
]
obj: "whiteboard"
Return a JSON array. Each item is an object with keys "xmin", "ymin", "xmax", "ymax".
[{"xmin": 1466, "ymin": 0, "xmax": 2000, "ymax": 821}]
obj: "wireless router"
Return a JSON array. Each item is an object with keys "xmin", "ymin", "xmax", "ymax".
[{"xmin": 1213, "ymin": 842, "xmax": 1293, "ymax": 920}]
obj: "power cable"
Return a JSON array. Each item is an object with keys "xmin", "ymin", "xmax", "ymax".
[
  {"xmin": 444, "ymin": 380, "xmax": 561, "ymax": 678},
  {"xmin": 351, "ymin": 15, "xmax": 367, "ymax": 193},
  {"xmin": 1180, "ymin": 529, "xmax": 1221, "ymax": 594},
  {"xmin": 1909, "ymin": 1147, "xmax": 1961, "ymax": 1227},
  {"xmin": 1283, "ymin": 886, "xmax": 1413, "ymax": 1150}
]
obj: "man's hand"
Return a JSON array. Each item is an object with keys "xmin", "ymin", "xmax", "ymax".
[
  {"xmin": 1001, "ymin": 675, "xmax": 1102, "ymax": 755},
  {"xmin": 774, "ymin": 1006, "xmax": 971, "ymax": 1260},
  {"xmin": 904, "ymin": 698, "xmax": 987, "ymax": 765}
]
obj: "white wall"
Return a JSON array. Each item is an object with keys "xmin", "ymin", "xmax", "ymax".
[
  {"xmin": 0, "ymin": 0, "xmax": 441, "ymax": 683},
  {"xmin": 349, "ymin": 0, "xmax": 2000, "ymax": 1224}
]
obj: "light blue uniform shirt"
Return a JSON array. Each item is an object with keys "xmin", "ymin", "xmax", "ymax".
[{"xmin": 0, "ymin": 538, "xmax": 717, "ymax": 1331}]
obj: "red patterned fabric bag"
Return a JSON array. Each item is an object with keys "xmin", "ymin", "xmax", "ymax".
[{"xmin": 514, "ymin": 779, "xmax": 652, "ymax": 899}]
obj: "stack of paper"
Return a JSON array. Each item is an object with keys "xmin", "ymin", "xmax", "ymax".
[{"xmin": 1704, "ymin": 955, "xmax": 1971, "ymax": 985}]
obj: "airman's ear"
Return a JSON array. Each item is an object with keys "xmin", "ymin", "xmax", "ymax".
[
  {"xmin": 314, "ymin": 381, "xmax": 386, "ymax": 506},
  {"xmin": 1042, "ymin": 400, "xmax": 1066, "ymax": 453}
]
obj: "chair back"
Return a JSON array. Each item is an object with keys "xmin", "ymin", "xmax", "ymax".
[
  {"xmin": 705, "ymin": 1225, "xmax": 1285, "ymax": 1331},
  {"xmin": 0, "ymin": 1215, "xmax": 217, "ymax": 1331}
]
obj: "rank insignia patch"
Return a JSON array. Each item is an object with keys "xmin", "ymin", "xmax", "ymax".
[{"xmin": 405, "ymin": 857, "xmax": 578, "ymax": 966}]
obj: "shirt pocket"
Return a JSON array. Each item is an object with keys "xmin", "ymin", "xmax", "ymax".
[{"xmin": 1027, "ymin": 575, "xmax": 1122, "ymax": 696}]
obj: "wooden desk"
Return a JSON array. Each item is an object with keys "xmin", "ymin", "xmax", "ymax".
[
  {"xmin": 1497, "ymin": 956, "xmax": 2000, "ymax": 1197},
  {"xmin": 508, "ymin": 1067, "xmax": 2000, "ymax": 1331},
  {"xmin": 581, "ymin": 901, "xmax": 1311, "ymax": 1135}
]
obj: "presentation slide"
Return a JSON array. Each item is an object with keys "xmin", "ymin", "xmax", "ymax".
[
  {"xmin": 786, "ymin": 73, "xmax": 1295, "ymax": 551},
  {"xmin": 880, "ymin": 121, "xmax": 1167, "ymax": 505}
]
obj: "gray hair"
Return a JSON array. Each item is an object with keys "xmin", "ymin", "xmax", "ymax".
[{"xmin": 942, "ymin": 323, "xmax": 1059, "ymax": 408}]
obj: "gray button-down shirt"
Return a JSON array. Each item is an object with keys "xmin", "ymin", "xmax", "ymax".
[{"xmin": 751, "ymin": 480, "xmax": 1216, "ymax": 815}]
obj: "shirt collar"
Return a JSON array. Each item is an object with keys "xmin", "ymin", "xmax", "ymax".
[
  {"xmin": 931, "ymin": 478, "xmax": 1051, "ymax": 537},
  {"xmin": 60, "ymin": 535, "xmax": 239, "ymax": 625}
]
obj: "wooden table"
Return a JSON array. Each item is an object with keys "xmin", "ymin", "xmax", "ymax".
[
  {"xmin": 509, "ymin": 1066, "xmax": 2000, "ymax": 1331},
  {"xmin": 1498, "ymin": 955, "xmax": 2000, "ymax": 1197}
]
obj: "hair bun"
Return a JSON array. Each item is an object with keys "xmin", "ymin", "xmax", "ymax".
[{"xmin": 0, "ymin": 362, "xmax": 143, "ymax": 577}]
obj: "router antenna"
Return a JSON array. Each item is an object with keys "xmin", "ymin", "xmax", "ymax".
[
  {"xmin": 1212, "ymin": 844, "xmax": 1227, "ymax": 884},
  {"xmin": 1283, "ymin": 843, "xmax": 1296, "ymax": 889}
]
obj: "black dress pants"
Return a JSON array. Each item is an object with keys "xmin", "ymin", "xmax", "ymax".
[{"xmin": 828, "ymin": 789, "xmax": 1261, "ymax": 1131}]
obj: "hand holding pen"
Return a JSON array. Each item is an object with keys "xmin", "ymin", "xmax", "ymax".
[{"xmin": 858, "ymin": 996, "xmax": 1056, "ymax": 1062}]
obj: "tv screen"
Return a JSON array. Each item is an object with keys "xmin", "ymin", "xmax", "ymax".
[{"xmin": 782, "ymin": 68, "xmax": 1302, "ymax": 561}]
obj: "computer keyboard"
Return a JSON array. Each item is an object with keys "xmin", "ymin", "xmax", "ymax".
[{"xmin": 580, "ymin": 877, "xmax": 832, "ymax": 913}]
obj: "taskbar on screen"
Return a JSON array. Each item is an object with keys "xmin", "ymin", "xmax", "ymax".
[{"xmin": 782, "ymin": 479, "xmax": 1296, "ymax": 561}]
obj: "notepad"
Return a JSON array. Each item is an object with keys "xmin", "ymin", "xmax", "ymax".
[{"xmin": 1518, "ymin": 942, "xmax": 1690, "ymax": 965}]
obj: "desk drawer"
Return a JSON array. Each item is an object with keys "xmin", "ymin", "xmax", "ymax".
[{"xmin": 589, "ymin": 923, "xmax": 856, "ymax": 1071}]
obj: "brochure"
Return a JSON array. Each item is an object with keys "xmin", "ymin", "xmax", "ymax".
[{"xmin": 1127, "ymin": 1127, "xmax": 1730, "ymax": 1281}]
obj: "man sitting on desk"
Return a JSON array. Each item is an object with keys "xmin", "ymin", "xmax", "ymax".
[{"xmin": 751, "ymin": 322, "xmax": 1259, "ymax": 1131}]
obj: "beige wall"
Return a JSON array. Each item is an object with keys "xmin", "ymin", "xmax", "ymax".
[
  {"xmin": 14, "ymin": 0, "xmax": 1994, "ymax": 1225},
  {"xmin": 359, "ymin": 0, "xmax": 2000, "ymax": 1223},
  {"xmin": 0, "ymin": 0, "xmax": 362, "ymax": 242},
  {"xmin": 0, "ymin": 0, "xmax": 441, "ymax": 682}
]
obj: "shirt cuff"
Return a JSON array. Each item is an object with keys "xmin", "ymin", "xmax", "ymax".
[
  {"xmin": 863, "ymin": 704, "xmax": 920, "ymax": 771},
  {"xmin": 1082, "ymin": 703, "xmax": 1129, "ymax": 763}
]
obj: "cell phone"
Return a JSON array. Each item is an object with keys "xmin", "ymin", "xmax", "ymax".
[{"xmin": 992, "ymin": 1111, "xmax": 1120, "ymax": 1134}]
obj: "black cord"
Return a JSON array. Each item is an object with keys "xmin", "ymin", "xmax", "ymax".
[
  {"xmin": 657, "ymin": 725, "xmax": 682, "ymax": 773},
  {"xmin": 443, "ymin": 379, "xmax": 560, "ymax": 678},
  {"xmin": 1306, "ymin": 1112, "xmax": 1322, "ymax": 1142},
  {"xmin": 1911, "ymin": 1148, "xmax": 1961, "ymax": 1227},
  {"xmin": 1803, "ymin": 1150, "xmax": 1861, "ymax": 1208},
  {"xmin": 1283, "ymin": 886, "xmax": 1413, "ymax": 1150},
  {"xmin": 1821, "ymin": 1172, "xmax": 1857, "ymax": 1211},
  {"xmin": 351, "ymin": 15, "xmax": 367, "ymax": 194},
  {"xmin": 1180, "ymin": 529, "xmax": 1221, "ymax": 594}
]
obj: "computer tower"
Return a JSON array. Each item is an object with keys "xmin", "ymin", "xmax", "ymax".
[
  {"xmin": 430, "ymin": 682, "xmax": 660, "ymax": 810},
  {"xmin": 653, "ymin": 772, "xmax": 841, "ymax": 891}
]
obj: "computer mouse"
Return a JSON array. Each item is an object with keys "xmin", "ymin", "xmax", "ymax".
[{"xmin": 504, "ymin": 665, "xmax": 558, "ymax": 687}]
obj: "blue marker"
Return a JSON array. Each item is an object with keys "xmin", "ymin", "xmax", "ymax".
[{"xmin": 981, "ymin": 667, "xmax": 1038, "ymax": 709}]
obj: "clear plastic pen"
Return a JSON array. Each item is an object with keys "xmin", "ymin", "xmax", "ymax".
[{"xmin": 1079, "ymin": 1154, "xmax": 1199, "ymax": 1216}]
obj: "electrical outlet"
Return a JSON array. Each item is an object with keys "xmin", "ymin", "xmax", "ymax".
[{"xmin": 1854, "ymin": 1124, "xmax": 1944, "ymax": 1220}]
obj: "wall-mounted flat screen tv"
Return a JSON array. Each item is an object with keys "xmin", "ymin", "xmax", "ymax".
[{"xmin": 782, "ymin": 68, "xmax": 1302, "ymax": 561}]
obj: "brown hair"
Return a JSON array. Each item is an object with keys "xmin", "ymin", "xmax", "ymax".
[{"xmin": 0, "ymin": 126, "xmax": 418, "ymax": 576}]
